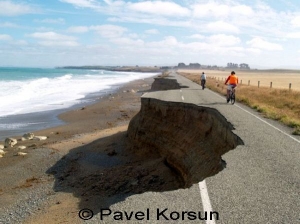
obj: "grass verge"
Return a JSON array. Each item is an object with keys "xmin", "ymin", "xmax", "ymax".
[{"xmin": 180, "ymin": 72, "xmax": 300, "ymax": 135}]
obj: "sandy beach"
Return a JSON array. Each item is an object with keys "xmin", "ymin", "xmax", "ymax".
[{"xmin": 0, "ymin": 75, "xmax": 182, "ymax": 223}]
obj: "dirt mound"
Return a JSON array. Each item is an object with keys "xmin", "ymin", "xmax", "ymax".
[
  {"xmin": 46, "ymin": 81, "xmax": 243, "ymax": 212},
  {"xmin": 128, "ymin": 98, "xmax": 244, "ymax": 187},
  {"xmin": 151, "ymin": 77, "xmax": 182, "ymax": 90}
]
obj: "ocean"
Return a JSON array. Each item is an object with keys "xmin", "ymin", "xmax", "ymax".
[{"xmin": 0, "ymin": 67, "xmax": 157, "ymax": 140}]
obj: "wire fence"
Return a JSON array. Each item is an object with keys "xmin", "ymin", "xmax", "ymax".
[{"xmin": 209, "ymin": 76, "xmax": 295, "ymax": 91}]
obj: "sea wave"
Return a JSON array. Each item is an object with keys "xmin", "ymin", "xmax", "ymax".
[{"xmin": 0, "ymin": 70, "xmax": 157, "ymax": 117}]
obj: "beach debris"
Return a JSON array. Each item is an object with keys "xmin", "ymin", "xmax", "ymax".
[
  {"xmin": 28, "ymin": 144, "xmax": 37, "ymax": 149},
  {"xmin": 123, "ymin": 89, "xmax": 136, "ymax": 93},
  {"xmin": 18, "ymin": 146, "xmax": 27, "ymax": 150},
  {"xmin": 0, "ymin": 145, "xmax": 4, "ymax": 150},
  {"xmin": 15, "ymin": 152, "xmax": 27, "ymax": 156},
  {"xmin": 0, "ymin": 149, "xmax": 6, "ymax": 155},
  {"xmin": 33, "ymin": 136, "xmax": 48, "ymax": 141},
  {"xmin": 22, "ymin": 133, "xmax": 35, "ymax": 140},
  {"xmin": 4, "ymin": 138, "xmax": 17, "ymax": 148}
]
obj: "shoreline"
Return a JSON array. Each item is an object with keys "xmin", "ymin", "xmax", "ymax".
[
  {"xmin": 0, "ymin": 74, "xmax": 157, "ymax": 142},
  {"xmin": 0, "ymin": 87, "xmax": 117, "ymax": 141},
  {"xmin": 0, "ymin": 75, "xmax": 158, "ymax": 223}
]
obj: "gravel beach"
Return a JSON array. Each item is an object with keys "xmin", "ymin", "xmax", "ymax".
[{"xmin": 0, "ymin": 76, "xmax": 161, "ymax": 224}]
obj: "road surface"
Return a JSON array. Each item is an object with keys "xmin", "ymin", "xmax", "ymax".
[{"xmin": 87, "ymin": 71, "xmax": 300, "ymax": 224}]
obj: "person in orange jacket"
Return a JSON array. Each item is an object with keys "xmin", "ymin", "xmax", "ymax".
[{"xmin": 224, "ymin": 71, "xmax": 238, "ymax": 103}]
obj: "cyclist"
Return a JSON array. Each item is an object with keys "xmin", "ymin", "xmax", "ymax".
[
  {"xmin": 200, "ymin": 72, "xmax": 206, "ymax": 89},
  {"xmin": 224, "ymin": 71, "xmax": 238, "ymax": 103}
]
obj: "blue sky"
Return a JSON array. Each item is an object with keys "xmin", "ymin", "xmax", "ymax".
[{"xmin": 1, "ymin": 0, "xmax": 300, "ymax": 68}]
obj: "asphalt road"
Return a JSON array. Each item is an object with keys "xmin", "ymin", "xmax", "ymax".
[{"xmin": 86, "ymin": 71, "xmax": 300, "ymax": 224}]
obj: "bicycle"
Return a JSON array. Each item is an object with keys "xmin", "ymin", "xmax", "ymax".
[
  {"xmin": 228, "ymin": 86, "xmax": 236, "ymax": 104},
  {"xmin": 201, "ymin": 79, "xmax": 206, "ymax": 90}
]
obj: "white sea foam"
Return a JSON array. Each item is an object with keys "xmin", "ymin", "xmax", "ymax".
[
  {"xmin": 0, "ymin": 70, "xmax": 157, "ymax": 117},
  {"xmin": 0, "ymin": 122, "xmax": 47, "ymax": 129}
]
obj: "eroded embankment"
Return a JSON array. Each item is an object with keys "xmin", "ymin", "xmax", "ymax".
[
  {"xmin": 128, "ymin": 98, "xmax": 244, "ymax": 187},
  {"xmin": 151, "ymin": 77, "xmax": 182, "ymax": 90}
]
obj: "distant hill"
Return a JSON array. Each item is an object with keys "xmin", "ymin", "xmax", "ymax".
[{"xmin": 57, "ymin": 66, "xmax": 164, "ymax": 73}]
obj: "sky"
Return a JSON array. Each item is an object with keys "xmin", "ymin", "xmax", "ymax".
[{"xmin": 2, "ymin": 0, "xmax": 300, "ymax": 68}]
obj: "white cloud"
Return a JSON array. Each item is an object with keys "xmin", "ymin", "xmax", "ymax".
[
  {"xmin": 147, "ymin": 36, "xmax": 179, "ymax": 48},
  {"xmin": 0, "ymin": 1, "xmax": 35, "ymax": 16},
  {"xmin": 145, "ymin": 29, "xmax": 159, "ymax": 35},
  {"xmin": 38, "ymin": 40, "xmax": 78, "ymax": 47},
  {"xmin": 30, "ymin": 32, "xmax": 76, "ymax": 40},
  {"xmin": 14, "ymin": 40, "xmax": 28, "ymax": 46},
  {"xmin": 0, "ymin": 22, "xmax": 18, "ymax": 28},
  {"xmin": 128, "ymin": 33, "xmax": 139, "ymax": 39},
  {"xmin": 35, "ymin": 18, "xmax": 65, "ymax": 24},
  {"xmin": 192, "ymin": 2, "xmax": 253, "ymax": 18},
  {"xmin": 66, "ymin": 24, "xmax": 129, "ymax": 38},
  {"xmin": 192, "ymin": 2, "xmax": 229, "ymax": 18},
  {"xmin": 246, "ymin": 48, "xmax": 261, "ymax": 54},
  {"xmin": 247, "ymin": 37, "xmax": 283, "ymax": 51},
  {"xmin": 205, "ymin": 21, "xmax": 240, "ymax": 33},
  {"xmin": 183, "ymin": 41, "xmax": 211, "ymax": 51},
  {"xmin": 67, "ymin": 26, "xmax": 89, "ymax": 33},
  {"xmin": 163, "ymin": 36, "xmax": 178, "ymax": 45},
  {"xmin": 188, "ymin": 34, "xmax": 205, "ymax": 39},
  {"xmin": 0, "ymin": 34, "xmax": 12, "ymax": 41},
  {"xmin": 60, "ymin": 0, "xmax": 99, "ymax": 9},
  {"xmin": 231, "ymin": 5, "xmax": 254, "ymax": 16},
  {"xmin": 127, "ymin": 1, "xmax": 190, "ymax": 17},
  {"xmin": 90, "ymin": 25, "xmax": 127, "ymax": 38},
  {"xmin": 286, "ymin": 32, "xmax": 300, "ymax": 38},
  {"xmin": 108, "ymin": 15, "xmax": 191, "ymax": 28},
  {"xmin": 103, "ymin": 0, "xmax": 111, "ymax": 5},
  {"xmin": 29, "ymin": 32, "xmax": 79, "ymax": 47},
  {"xmin": 207, "ymin": 34, "xmax": 241, "ymax": 46},
  {"xmin": 110, "ymin": 37, "xmax": 144, "ymax": 46},
  {"xmin": 291, "ymin": 16, "xmax": 300, "ymax": 27}
]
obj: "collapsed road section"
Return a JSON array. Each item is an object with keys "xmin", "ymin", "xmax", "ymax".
[{"xmin": 128, "ymin": 84, "xmax": 244, "ymax": 188}]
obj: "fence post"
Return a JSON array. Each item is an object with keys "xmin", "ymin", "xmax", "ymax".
[
  {"xmin": 289, "ymin": 83, "xmax": 292, "ymax": 90},
  {"xmin": 248, "ymin": 80, "xmax": 250, "ymax": 86},
  {"xmin": 258, "ymin": 81, "xmax": 260, "ymax": 88},
  {"xmin": 270, "ymin": 82, "xmax": 272, "ymax": 88},
  {"xmin": 241, "ymin": 79, "xmax": 242, "ymax": 85}
]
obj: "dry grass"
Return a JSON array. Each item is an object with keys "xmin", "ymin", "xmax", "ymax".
[
  {"xmin": 179, "ymin": 71, "xmax": 300, "ymax": 135},
  {"xmin": 178, "ymin": 69, "xmax": 300, "ymax": 91}
]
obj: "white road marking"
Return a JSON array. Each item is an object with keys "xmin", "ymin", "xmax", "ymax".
[
  {"xmin": 199, "ymin": 181, "xmax": 216, "ymax": 224},
  {"xmin": 234, "ymin": 104, "xmax": 300, "ymax": 144},
  {"xmin": 197, "ymin": 88, "xmax": 299, "ymax": 224},
  {"xmin": 181, "ymin": 96, "xmax": 184, "ymax": 101},
  {"xmin": 210, "ymin": 91, "xmax": 300, "ymax": 144}
]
